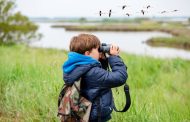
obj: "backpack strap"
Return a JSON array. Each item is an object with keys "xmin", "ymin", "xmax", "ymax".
[
  {"xmin": 73, "ymin": 82, "xmax": 80, "ymax": 93},
  {"xmin": 57, "ymin": 84, "xmax": 68, "ymax": 108}
]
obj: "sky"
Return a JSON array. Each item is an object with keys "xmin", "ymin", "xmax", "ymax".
[{"xmin": 15, "ymin": 0, "xmax": 190, "ymax": 18}]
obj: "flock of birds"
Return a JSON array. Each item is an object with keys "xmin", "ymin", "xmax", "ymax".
[{"xmin": 98, "ymin": 4, "xmax": 179, "ymax": 17}]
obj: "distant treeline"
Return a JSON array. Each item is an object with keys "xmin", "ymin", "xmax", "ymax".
[{"xmin": 30, "ymin": 16, "xmax": 190, "ymax": 23}]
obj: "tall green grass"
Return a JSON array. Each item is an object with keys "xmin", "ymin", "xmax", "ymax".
[
  {"xmin": 0, "ymin": 45, "xmax": 190, "ymax": 122},
  {"xmin": 112, "ymin": 53, "xmax": 190, "ymax": 122},
  {"xmin": 0, "ymin": 45, "xmax": 67, "ymax": 121}
]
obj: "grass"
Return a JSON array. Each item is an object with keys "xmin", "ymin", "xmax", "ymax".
[
  {"xmin": 112, "ymin": 53, "xmax": 190, "ymax": 122},
  {"xmin": 146, "ymin": 36, "xmax": 190, "ymax": 50},
  {"xmin": 0, "ymin": 44, "xmax": 67, "ymax": 121},
  {"xmin": 0, "ymin": 44, "xmax": 190, "ymax": 122}
]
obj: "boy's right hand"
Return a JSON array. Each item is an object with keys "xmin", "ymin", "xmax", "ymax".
[{"xmin": 110, "ymin": 44, "xmax": 120, "ymax": 56}]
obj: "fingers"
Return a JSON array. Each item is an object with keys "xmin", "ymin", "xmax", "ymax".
[
  {"xmin": 110, "ymin": 44, "xmax": 120, "ymax": 55},
  {"xmin": 112, "ymin": 45, "xmax": 119, "ymax": 51},
  {"xmin": 111, "ymin": 44, "xmax": 119, "ymax": 51}
]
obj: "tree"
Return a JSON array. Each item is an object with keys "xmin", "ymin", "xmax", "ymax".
[{"xmin": 0, "ymin": 0, "xmax": 40, "ymax": 44}]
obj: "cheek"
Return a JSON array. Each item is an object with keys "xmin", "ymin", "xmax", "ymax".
[{"xmin": 97, "ymin": 52, "xmax": 100, "ymax": 59}]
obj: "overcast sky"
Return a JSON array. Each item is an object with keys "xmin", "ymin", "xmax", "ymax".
[{"xmin": 15, "ymin": 0, "xmax": 190, "ymax": 18}]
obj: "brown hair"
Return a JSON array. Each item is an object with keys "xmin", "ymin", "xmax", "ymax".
[{"xmin": 69, "ymin": 34, "xmax": 101, "ymax": 54}]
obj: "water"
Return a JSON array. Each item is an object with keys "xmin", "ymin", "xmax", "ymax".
[{"xmin": 30, "ymin": 22, "xmax": 190, "ymax": 60}]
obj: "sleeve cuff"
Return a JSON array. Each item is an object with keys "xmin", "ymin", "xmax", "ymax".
[{"xmin": 108, "ymin": 55, "xmax": 122, "ymax": 64}]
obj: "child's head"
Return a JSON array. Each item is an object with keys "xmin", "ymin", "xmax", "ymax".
[{"xmin": 69, "ymin": 34, "xmax": 101, "ymax": 60}]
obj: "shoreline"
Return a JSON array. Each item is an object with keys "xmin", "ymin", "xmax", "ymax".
[{"xmin": 52, "ymin": 23, "xmax": 190, "ymax": 50}]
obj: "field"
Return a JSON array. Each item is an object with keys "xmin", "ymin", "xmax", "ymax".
[{"xmin": 0, "ymin": 44, "xmax": 190, "ymax": 122}]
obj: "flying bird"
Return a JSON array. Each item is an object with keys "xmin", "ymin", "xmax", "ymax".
[
  {"xmin": 161, "ymin": 11, "xmax": 167, "ymax": 14},
  {"xmin": 172, "ymin": 9, "xmax": 179, "ymax": 12},
  {"xmin": 122, "ymin": 5, "xmax": 127, "ymax": 10},
  {"xmin": 109, "ymin": 9, "xmax": 112, "ymax": 17},
  {"xmin": 126, "ymin": 13, "xmax": 130, "ymax": 17},
  {"xmin": 141, "ymin": 10, "xmax": 145, "ymax": 15},
  {"xmin": 146, "ymin": 5, "xmax": 151, "ymax": 9},
  {"xmin": 99, "ymin": 11, "xmax": 102, "ymax": 16}
]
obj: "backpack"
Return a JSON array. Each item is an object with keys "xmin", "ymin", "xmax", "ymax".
[{"xmin": 57, "ymin": 79, "xmax": 92, "ymax": 122}]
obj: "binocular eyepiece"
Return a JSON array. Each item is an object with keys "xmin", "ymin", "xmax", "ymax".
[{"xmin": 98, "ymin": 43, "xmax": 111, "ymax": 53}]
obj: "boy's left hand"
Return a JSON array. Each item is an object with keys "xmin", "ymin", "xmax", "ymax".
[{"xmin": 110, "ymin": 44, "xmax": 120, "ymax": 56}]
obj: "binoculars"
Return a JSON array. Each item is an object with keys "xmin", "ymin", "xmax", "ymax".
[{"xmin": 98, "ymin": 43, "xmax": 111, "ymax": 53}]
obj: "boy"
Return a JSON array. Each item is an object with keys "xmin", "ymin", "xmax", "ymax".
[{"xmin": 63, "ymin": 34, "xmax": 128, "ymax": 122}]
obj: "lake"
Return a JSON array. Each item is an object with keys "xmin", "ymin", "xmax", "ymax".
[{"xmin": 30, "ymin": 22, "xmax": 190, "ymax": 60}]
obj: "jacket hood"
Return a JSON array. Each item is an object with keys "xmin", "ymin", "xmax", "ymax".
[
  {"xmin": 63, "ymin": 52, "xmax": 99, "ymax": 73},
  {"xmin": 63, "ymin": 52, "xmax": 100, "ymax": 84}
]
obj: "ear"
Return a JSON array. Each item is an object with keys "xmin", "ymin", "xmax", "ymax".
[{"xmin": 84, "ymin": 51, "xmax": 90, "ymax": 56}]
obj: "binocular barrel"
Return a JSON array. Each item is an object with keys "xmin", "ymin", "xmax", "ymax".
[{"xmin": 99, "ymin": 43, "xmax": 111, "ymax": 53}]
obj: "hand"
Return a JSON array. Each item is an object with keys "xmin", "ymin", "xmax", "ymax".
[{"xmin": 110, "ymin": 44, "xmax": 120, "ymax": 56}]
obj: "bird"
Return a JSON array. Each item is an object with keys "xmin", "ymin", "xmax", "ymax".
[
  {"xmin": 141, "ymin": 10, "xmax": 145, "ymax": 15},
  {"xmin": 99, "ymin": 11, "xmax": 101, "ymax": 16},
  {"xmin": 161, "ymin": 11, "xmax": 167, "ymax": 14},
  {"xmin": 109, "ymin": 9, "xmax": 112, "ymax": 17},
  {"xmin": 146, "ymin": 5, "xmax": 151, "ymax": 9},
  {"xmin": 122, "ymin": 5, "xmax": 127, "ymax": 10},
  {"xmin": 126, "ymin": 13, "xmax": 130, "ymax": 17},
  {"xmin": 172, "ymin": 9, "xmax": 179, "ymax": 12}
]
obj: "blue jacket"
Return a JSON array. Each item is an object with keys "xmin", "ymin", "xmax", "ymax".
[{"xmin": 63, "ymin": 52, "xmax": 128, "ymax": 121}]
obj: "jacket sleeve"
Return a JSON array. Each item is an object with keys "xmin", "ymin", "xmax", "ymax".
[{"xmin": 93, "ymin": 55, "xmax": 128, "ymax": 88}]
